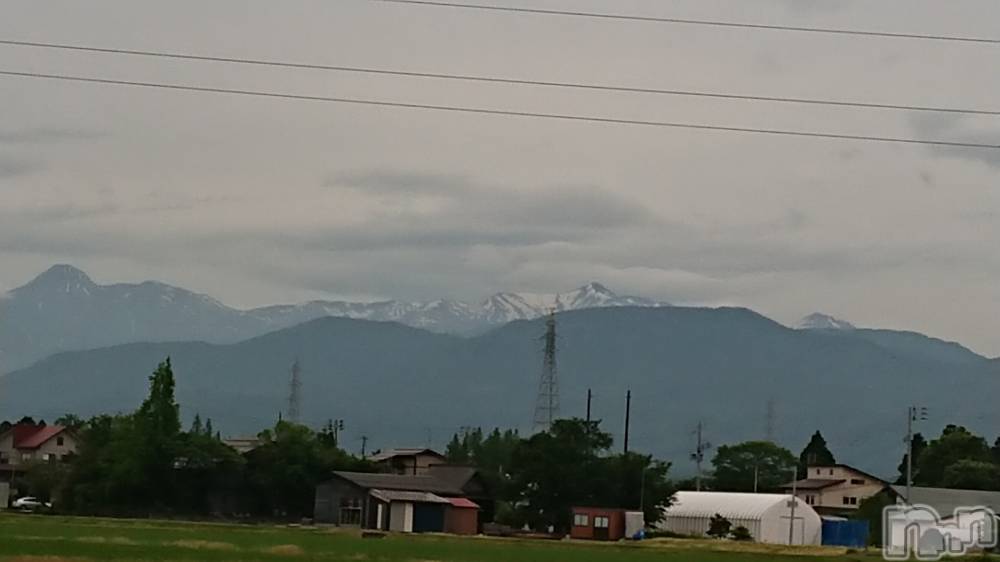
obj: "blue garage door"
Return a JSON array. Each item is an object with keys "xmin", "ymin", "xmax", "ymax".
[{"xmin": 412, "ymin": 503, "xmax": 446, "ymax": 533}]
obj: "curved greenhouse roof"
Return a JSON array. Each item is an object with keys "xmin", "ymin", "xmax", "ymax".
[{"xmin": 666, "ymin": 492, "xmax": 795, "ymax": 519}]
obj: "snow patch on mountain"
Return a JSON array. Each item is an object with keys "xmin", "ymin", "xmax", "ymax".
[{"xmin": 797, "ymin": 313, "xmax": 856, "ymax": 330}]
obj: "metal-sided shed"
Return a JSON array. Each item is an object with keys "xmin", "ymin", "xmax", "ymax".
[{"xmin": 658, "ymin": 492, "xmax": 822, "ymax": 545}]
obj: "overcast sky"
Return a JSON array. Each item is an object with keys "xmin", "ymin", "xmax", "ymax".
[{"xmin": 1, "ymin": 0, "xmax": 998, "ymax": 354}]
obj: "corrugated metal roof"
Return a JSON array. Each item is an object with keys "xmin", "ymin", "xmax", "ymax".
[
  {"xmin": 890, "ymin": 485, "xmax": 1000, "ymax": 516},
  {"xmin": 370, "ymin": 489, "xmax": 450, "ymax": 504},
  {"xmin": 369, "ymin": 448, "xmax": 445, "ymax": 462},
  {"xmin": 332, "ymin": 471, "xmax": 466, "ymax": 495},
  {"xmin": 664, "ymin": 491, "xmax": 802, "ymax": 520},
  {"xmin": 447, "ymin": 497, "xmax": 480, "ymax": 509}
]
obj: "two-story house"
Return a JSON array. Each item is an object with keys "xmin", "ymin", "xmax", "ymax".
[
  {"xmin": 0, "ymin": 422, "xmax": 78, "ymax": 473},
  {"xmin": 370, "ymin": 448, "xmax": 447, "ymax": 475},
  {"xmin": 782, "ymin": 464, "xmax": 888, "ymax": 515}
]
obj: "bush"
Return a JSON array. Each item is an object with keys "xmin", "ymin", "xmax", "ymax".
[
  {"xmin": 730, "ymin": 526, "xmax": 753, "ymax": 541},
  {"xmin": 706, "ymin": 513, "xmax": 732, "ymax": 539}
]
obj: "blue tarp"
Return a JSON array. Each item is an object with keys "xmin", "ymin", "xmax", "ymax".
[{"xmin": 821, "ymin": 519, "xmax": 869, "ymax": 548}]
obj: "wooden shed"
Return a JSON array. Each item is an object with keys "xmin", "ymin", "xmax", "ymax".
[
  {"xmin": 444, "ymin": 497, "xmax": 480, "ymax": 535},
  {"xmin": 569, "ymin": 507, "xmax": 627, "ymax": 541}
]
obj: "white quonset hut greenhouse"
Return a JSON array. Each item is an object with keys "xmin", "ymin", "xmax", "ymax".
[{"xmin": 658, "ymin": 492, "xmax": 822, "ymax": 545}]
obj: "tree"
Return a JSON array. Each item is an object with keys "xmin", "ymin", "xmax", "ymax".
[
  {"xmin": 507, "ymin": 419, "xmax": 611, "ymax": 532},
  {"xmin": 707, "ymin": 514, "xmax": 732, "ymax": 539},
  {"xmin": 506, "ymin": 419, "xmax": 674, "ymax": 533},
  {"xmin": 940, "ymin": 460, "xmax": 1000, "ymax": 491},
  {"xmin": 244, "ymin": 421, "xmax": 373, "ymax": 518},
  {"xmin": 854, "ymin": 492, "xmax": 893, "ymax": 546},
  {"xmin": 915, "ymin": 425, "xmax": 991, "ymax": 487},
  {"xmin": 595, "ymin": 451, "xmax": 676, "ymax": 525},
  {"xmin": 54, "ymin": 414, "xmax": 84, "ymax": 428},
  {"xmin": 896, "ymin": 432, "xmax": 927, "ymax": 485},
  {"xmin": 190, "ymin": 414, "xmax": 203, "ymax": 436},
  {"xmin": 711, "ymin": 441, "xmax": 796, "ymax": 493},
  {"xmin": 797, "ymin": 431, "xmax": 835, "ymax": 478}
]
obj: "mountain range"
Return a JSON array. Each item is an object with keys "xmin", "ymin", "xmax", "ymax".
[
  {"xmin": 2, "ymin": 305, "xmax": 997, "ymax": 477},
  {"xmin": 2, "ymin": 264, "xmax": 997, "ymax": 476},
  {"xmin": 0, "ymin": 265, "xmax": 663, "ymax": 373}
]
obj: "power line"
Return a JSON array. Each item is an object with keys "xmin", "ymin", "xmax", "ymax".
[
  {"xmin": 1, "ymin": 69, "xmax": 997, "ymax": 150},
  {"xmin": 1, "ymin": 39, "xmax": 996, "ymax": 117},
  {"xmin": 371, "ymin": 0, "xmax": 1000, "ymax": 45}
]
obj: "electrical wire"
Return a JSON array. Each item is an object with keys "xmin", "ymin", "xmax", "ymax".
[
  {"xmin": 1, "ymin": 69, "xmax": 997, "ymax": 150},
  {"xmin": 371, "ymin": 0, "xmax": 1000, "ymax": 45},
  {"xmin": 1, "ymin": 39, "xmax": 996, "ymax": 116}
]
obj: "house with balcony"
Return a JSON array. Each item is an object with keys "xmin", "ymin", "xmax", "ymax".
[{"xmin": 782, "ymin": 464, "xmax": 888, "ymax": 515}]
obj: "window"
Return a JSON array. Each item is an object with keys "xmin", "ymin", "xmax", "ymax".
[
  {"xmin": 850, "ymin": 478, "xmax": 865, "ymax": 485},
  {"xmin": 22, "ymin": 452, "xmax": 32, "ymax": 462},
  {"xmin": 573, "ymin": 513, "xmax": 589, "ymax": 527},
  {"xmin": 805, "ymin": 495, "xmax": 816, "ymax": 505},
  {"xmin": 829, "ymin": 469, "xmax": 834, "ymax": 475},
  {"xmin": 339, "ymin": 497, "xmax": 363, "ymax": 525},
  {"xmin": 594, "ymin": 516, "xmax": 610, "ymax": 529},
  {"xmin": 842, "ymin": 496, "xmax": 858, "ymax": 506},
  {"xmin": 57, "ymin": 437, "xmax": 64, "ymax": 447},
  {"xmin": 815, "ymin": 469, "xmax": 821, "ymax": 475}
]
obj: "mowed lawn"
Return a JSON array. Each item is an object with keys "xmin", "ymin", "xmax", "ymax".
[{"xmin": 0, "ymin": 514, "xmax": 877, "ymax": 562}]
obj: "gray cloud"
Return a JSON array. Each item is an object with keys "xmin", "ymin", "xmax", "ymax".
[
  {"xmin": 328, "ymin": 170, "xmax": 474, "ymax": 196},
  {"xmin": 0, "ymin": 128, "xmax": 103, "ymax": 144},
  {"xmin": 910, "ymin": 114, "xmax": 1000, "ymax": 169},
  {"xmin": 0, "ymin": 0, "xmax": 998, "ymax": 354},
  {"xmin": 0, "ymin": 155, "xmax": 40, "ymax": 178}
]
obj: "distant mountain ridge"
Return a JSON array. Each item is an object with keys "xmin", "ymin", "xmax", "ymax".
[
  {"xmin": 0, "ymin": 265, "xmax": 665, "ymax": 372},
  {"xmin": 3, "ymin": 306, "xmax": 998, "ymax": 476}
]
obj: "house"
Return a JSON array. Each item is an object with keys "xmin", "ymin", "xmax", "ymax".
[
  {"xmin": 658, "ymin": 491, "xmax": 823, "ymax": 545},
  {"xmin": 222, "ymin": 437, "xmax": 262, "ymax": 455},
  {"xmin": 782, "ymin": 464, "xmax": 888, "ymax": 514},
  {"xmin": 369, "ymin": 448, "xmax": 447, "ymax": 475},
  {"xmin": 0, "ymin": 422, "xmax": 78, "ymax": 471},
  {"xmin": 314, "ymin": 464, "xmax": 487, "ymax": 534},
  {"xmin": 569, "ymin": 507, "xmax": 643, "ymax": 541}
]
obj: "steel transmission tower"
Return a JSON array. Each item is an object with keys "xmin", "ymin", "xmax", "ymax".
[
  {"xmin": 532, "ymin": 311, "xmax": 559, "ymax": 432},
  {"xmin": 287, "ymin": 359, "xmax": 302, "ymax": 424},
  {"xmin": 765, "ymin": 398, "xmax": 776, "ymax": 442}
]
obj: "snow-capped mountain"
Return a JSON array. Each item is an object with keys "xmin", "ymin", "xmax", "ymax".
[
  {"xmin": 796, "ymin": 312, "xmax": 856, "ymax": 330},
  {"xmin": 0, "ymin": 266, "xmax": 667, "ymax": 372}
]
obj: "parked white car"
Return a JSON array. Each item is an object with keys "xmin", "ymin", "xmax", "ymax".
[{"xmin": 12, "ymin": 496, "xmax": 48, "ymax": 510}]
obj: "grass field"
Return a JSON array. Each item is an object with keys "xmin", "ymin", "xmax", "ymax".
[{"xmin": 0, "ymin": 513, "xmax": 879, "ymax": 562}]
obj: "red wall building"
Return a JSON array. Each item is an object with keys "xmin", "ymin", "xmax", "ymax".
[
  {"xmin": 569, "ymin": 507, "xmax": 627, "ymax": 541},
  {"xmin": 444, "ymin": 497, "xmax": 480, "ymax": 535}
]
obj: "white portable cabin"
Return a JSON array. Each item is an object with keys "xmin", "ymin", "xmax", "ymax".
[{"xmin": 658, "ymin": 491, "xmax": 822, "ymax": 545}]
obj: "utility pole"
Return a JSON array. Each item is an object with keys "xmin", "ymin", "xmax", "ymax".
[
  {"xmin": 332, "ymin": 419, "xmax": 344, "ymax": 447},
  {"xmin": 360, "ymin": 435, "xmax": 368, "ymax": 458},
  {"xmin": 787, "ymin": 466, "xmax": 798, "ymax": 545},
  {"xmin": 690, "ymin": 422, "xmax": 712, "ymax": 492},
  {"xmin": 623, "ymin": 390, "xmax": 631, "ymax": 454},
  {"xmin": 586, "ymin": 388, "xmax": 592, "ymax": 423},
  {"xmin": 905, "ymin": 405, "xmax": 928, "ymax": 503}
]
